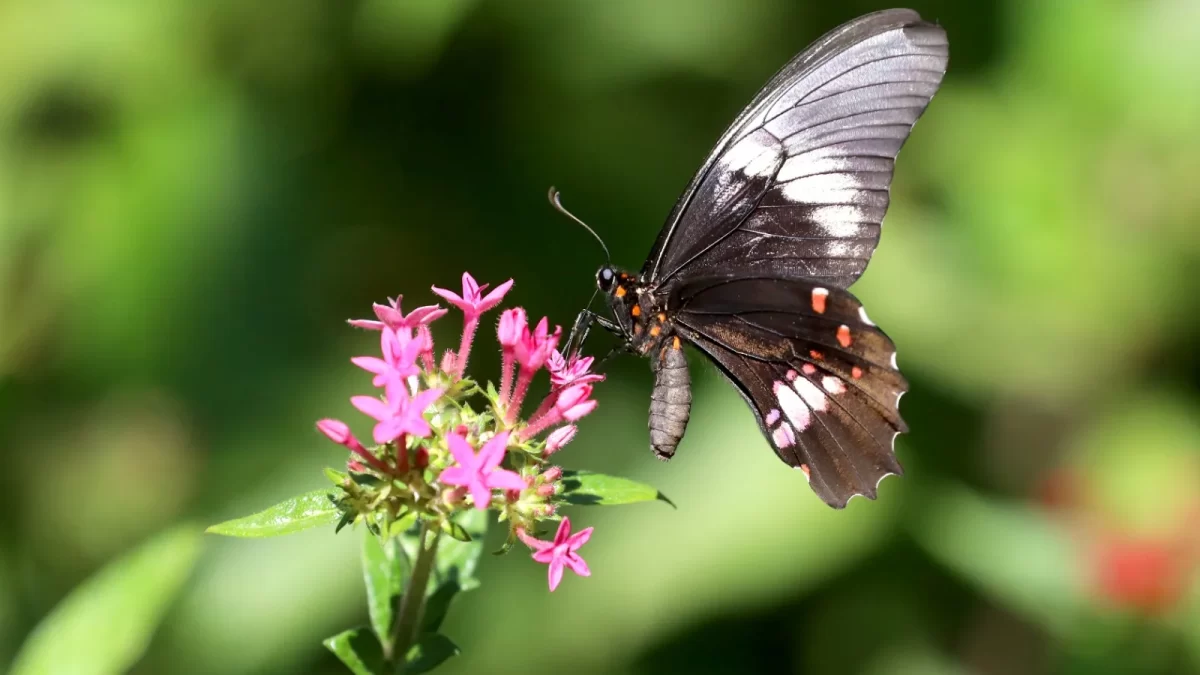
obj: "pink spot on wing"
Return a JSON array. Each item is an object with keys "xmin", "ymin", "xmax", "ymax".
[
  {"xmin": 852, "ymin": 366, "xmax": 864, "ymax": 379},
  {"xmin": 822, "ymin": 376, "xmax": 846, "ymax": 395},
  {"xmin": 765, "ymin": 409, "xmax": 780, "ymax": 426},
  {"xmin": 772, "ymin": 423, "xmax": 796, "ymax": 448},
  {"xmin": 786, "ymin": 369, "xmax": 798, "ymax": 381},
  {"xmin": 802, "ymin": 363, "xmax": 817, "ymax": 376}
]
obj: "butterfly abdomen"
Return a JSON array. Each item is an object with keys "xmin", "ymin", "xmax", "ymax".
[{"xmin": 649, "ymin": 336, "xmax": 691, "ymax": 460}]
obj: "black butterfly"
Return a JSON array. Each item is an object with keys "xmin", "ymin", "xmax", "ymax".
[{"xmin": 566, "ymin": 9, "xmax": 948, "ymax": 508}]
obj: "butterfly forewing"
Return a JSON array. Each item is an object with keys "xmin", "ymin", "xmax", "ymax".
[
  {"xmin": 643, "ymin": 10, "xmax": 948, "ymax": 290},
  {"xmin": 672, "ymin": 276, "xmax": 907, "ymax": 507}
]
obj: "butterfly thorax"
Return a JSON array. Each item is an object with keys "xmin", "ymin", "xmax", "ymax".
[{"xmin": 598, "ymin": 268, "xmax": 675, "ymax": 356}]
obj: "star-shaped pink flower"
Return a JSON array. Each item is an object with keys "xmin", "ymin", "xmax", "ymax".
[
  {"xmin": 525, "ymin": 517, "xmax": 593, "ymax": 591},
  {"xmin": 351, "ymin": 385, "xmax": 444, "ymax": 444},
  {"xmin": 348, "ymin": 296, "xmax": 447, "ymax": 331},
  {"xmin": 439, "ymin": 431, "xmax": 528, "ymax": 511},
  {"xmin": 351, "ymin": 327, "xmax": 421, "ymax": 391},
  {"xmin": 548, "ymin": 351, "xmax": 605, "ymax": 388},
  {"xmin": 431, "ymin": 272, "xmax": 513, "ymax": 324}
]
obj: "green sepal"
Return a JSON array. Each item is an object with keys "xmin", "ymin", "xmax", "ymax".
[
  {"xmin": 404, "ymin": 633, "xmax": 460, "ymax": 675},
  {"xmin": 389, "ymin": 512, "xmax": 418, "ymax": 537},
  {"xmin": 325, "ymin": 467, "xmax": 349, "ymax": 485},
  {"xmin": 323, "ymin": 627, "xmax": 385, "ymax": 675},
  {"xmin": 206, "ymin": 489, "xmax": 343, "ymax": 538},
  {"xmin": 440, "ymin": 518, "xmax": 472, "ymax": 542},
  {"xmin": 559, "ymin": 470, "xmax": 675, "ymax": 508}
]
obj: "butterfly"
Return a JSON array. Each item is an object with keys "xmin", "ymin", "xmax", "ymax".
[{"xmin": 564, "ymin": 9, "xmax": 948, "ymax": 508}]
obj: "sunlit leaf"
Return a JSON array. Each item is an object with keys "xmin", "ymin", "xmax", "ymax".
[
  {"xmin": 10, "ymin": 525, "xmax": 202, "ymax": 675},
  {"xmin": 323, "ymin": 628, "xmax": 385, "ymax": 675},
  {"xmin": 206, "ymin": 489, "xmax": 340, "ymax": 538},
  {"xmin": 362, "ymin": 530, "xmax": 408, "ymax": 644},
  {"xmin": 404, "ymin": 633, "xmax": 460, "ymax": 675},
  {"xmin": 560, "ymin": 470, "xmax": 674, "ymax": 507}
]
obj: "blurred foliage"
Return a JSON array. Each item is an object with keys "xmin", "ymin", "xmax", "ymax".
[{"xmin": 1, "ymin": 1, "xmax": 1198, "ymax": 674}]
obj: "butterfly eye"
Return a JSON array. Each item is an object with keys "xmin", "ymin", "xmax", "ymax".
[{"xmin": 596, "ymin": 266, "xmax": 616, "ymax": 292}]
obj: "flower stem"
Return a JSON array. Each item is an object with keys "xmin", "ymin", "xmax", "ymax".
[
  {"xmin": 455, "ymin": 318, "xmax": 479, "ymax": 379},
  {"xmin": 389, "ymin": 521, "xmax": 441, "ymax": 670}
]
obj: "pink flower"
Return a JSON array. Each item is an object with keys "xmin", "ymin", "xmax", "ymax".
[
  {"xmin": 431, "ymin": 273, "xmax": 513, "ymax": 323},
  {"xmin": 352, "ymin": 327, "xmax": 421, "ymax": 391},
  {"xmin": 521, "ymin": 384, "xmax": 597, "ymax": 441},
  {"xmin": 545, "ymin": 425, "xmax": 577, "ymax": 454},
  {"xmin": 555, "ymin": 384, "xmax": 597, "ymax": 421},
  {"xmin": 432, "ymin": 272, "xmax": 514, "ymax": 379},
  {"xmin": 498, "ymin": 308, "xmax": 527, "ymax": 349},
  {"xmin": 348, "ymin": 296, "xmax": 447, "ymax": 331},
  {"xmin": 497, "ymin": 308, "xmax": 528, "ymax": 406},
  {"xmin": 317, "ymin": 419, "xmax": 391, "ymax": 473},
  {"xmin": 548, "ymin": 351, "xmax": 604, "ymax": 388},
  {"xmin": 514, "ymin": 318, "xmax": 561, "ymax": 372},
  {"xmin": 351, "ymin": 386, "xmax": 444, "ymax": 444},
  {"xmin": 521, "ymin": 517, "xmax": 593, "ymax": 591},
  {"xmin": 439, "ymin": 431, "xmax": 528, "ymax": 511},
  {"xmin": 505, "ymin": 317, "xmax": 562, "ymax": 423}
]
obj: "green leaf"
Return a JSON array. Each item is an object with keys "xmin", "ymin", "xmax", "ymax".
[
  {"xmin": 206, "ymin": 488, "xmax": 341, "ymax": 538},
  {"xmin": 404, "ymin": 633, "xmax": 460, "ymax": 675},
  {"xmin": 362, "ymin": 531, "xmax": 409, "ymax": 645},
  {"xmin": 9, "ymin": 525, "xmax": 202, "ymax": 675},
  {"xmin": 421, "ymin": 580, "xmax": 462, "ymax": 633},
  {"xmin": 389, "ymin": 512, "xmax": 417, "ymax": 537},
  {"xmin": 323, "ymin": 627, "xmax": 385, "ymax": 675},
  {"xmin": 559, "ymin": 470, "xmax": 674, "ymax": 507}
]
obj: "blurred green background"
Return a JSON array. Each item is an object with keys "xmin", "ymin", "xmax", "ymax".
[{"xmin": 3, "ymin": 0, "xmax": 1200, "ymax": 673}]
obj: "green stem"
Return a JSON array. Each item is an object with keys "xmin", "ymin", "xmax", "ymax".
[{"xmin": 390, "ymin": 521, "xmax": 441, "ymax": 671}]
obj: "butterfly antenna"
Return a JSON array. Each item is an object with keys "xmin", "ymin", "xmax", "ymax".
[{"xmin": 548, "ymin": 186, "xmax": 610, "ymax": 264}]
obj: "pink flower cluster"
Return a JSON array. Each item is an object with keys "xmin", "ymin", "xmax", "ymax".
[{"xmin": 316, "ymin": 272, "xmax": 604, "ymax": 591}]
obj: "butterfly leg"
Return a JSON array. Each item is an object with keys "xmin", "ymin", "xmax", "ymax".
[{"xmin": 565, "ymin": 309, "xmax": 623, "ymax": 357}]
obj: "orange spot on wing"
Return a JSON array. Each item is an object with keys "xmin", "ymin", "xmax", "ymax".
[
  {"xmin": 851, "ymin": 366, "xmax": 864, "ymax": 379},
  {"xmin": 811, "ymin": 288, "xmax": 829, "ymax": 314},
  {"xmin": 657, "ymin": 312, "xmax": 666, "ymax": 322},
  {"xmin": 631, "ymin": 305, "xmax": 641, "ymax": 317},
  {"xmin": 672, "ymin": 336, "xmax": 681, "ymax": 349},
  {"xmin": 837, "ymin": 325, "xmax": 852, "ymax": 348},
  {"xmin": 809, "ymin": 350, "xmax": 824, "ymax": 360},
  {"xmin": 800, "ymin": 464, "xmax": 811, "ymax": 480},
  {"xmin": 615, "ymin": 286, "xmax": 626, "ymax": 298},
  {"xmin": 649, "ymin": 325, "xmax": 661, "ymax": 337}
]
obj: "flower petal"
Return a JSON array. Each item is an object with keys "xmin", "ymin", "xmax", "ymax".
[
  {"xmin": 347, "ymin": 319, "xmax": 384, "ymax": 330},
  {"xmin": 445, "ymin": 433, "xmax": 479, "ymax": 469},
  {"xmin": 478, "ymin": 278, "xmax": 514, "ymax": 312},
  {"xmin": 566, "ymin": 526, "xmax": 593, "ymax": 551},
  {"xmin": 565, "ymin": 552, "xmax": 591, "ymax": 577},
  {"xmin": 350, "ymin": 356, "xmax": 390, "ymax": 375},
  {"xmin": 431, "ymin": 285, "xmax": 468, "ymax": 311},
  {"xmin": 485, "ymin": 468, "xmax": 528, "ymax": 491},
  {"xmin": 532, "ymin": 548, "xmax": 556, "ymax": 563},
  {"xmin": 317, "ymin": 419, "xmax": 351, "ymax": 444},
  {"xmin": 547, "ymin": 558, "xmax": 565, "ymax": 592},
  {"xmin": 461, "ymin": 272, "xmax": 480, "ymax": 302},
  {"xmin": 468, "ymin": 481, "xmax": 492, "ymax": 511},
  {"xmin": 439, "ymin": 466, "xmax": 470, "ymax": 486},
  {"xmin": 351, "ymin": 395, "xmax": 391, "ymax": 421},
  {"xmin": 553, "ymin": 517, "xmax": 572, "ymax": 546},
  {"xmin": 372, "ymin": 418, "xmax": 405, "ymax": 444},
  {"xmin": 477, "ymin": 432, "xmax": 510, "ymax": 471}
]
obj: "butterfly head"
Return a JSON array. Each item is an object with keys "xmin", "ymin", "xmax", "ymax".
[{"xmin": 596, "ymin": 265, "xmax": 618, "ymax": 292}]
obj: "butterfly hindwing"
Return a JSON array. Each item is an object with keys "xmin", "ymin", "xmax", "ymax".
[
  {"xmin": 672, "ymin": 275, "xmax": 906, "ymax": 508},
  {"xmin": 643, "ymin": 10, "xmax": 948, "ymax": 290}
]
